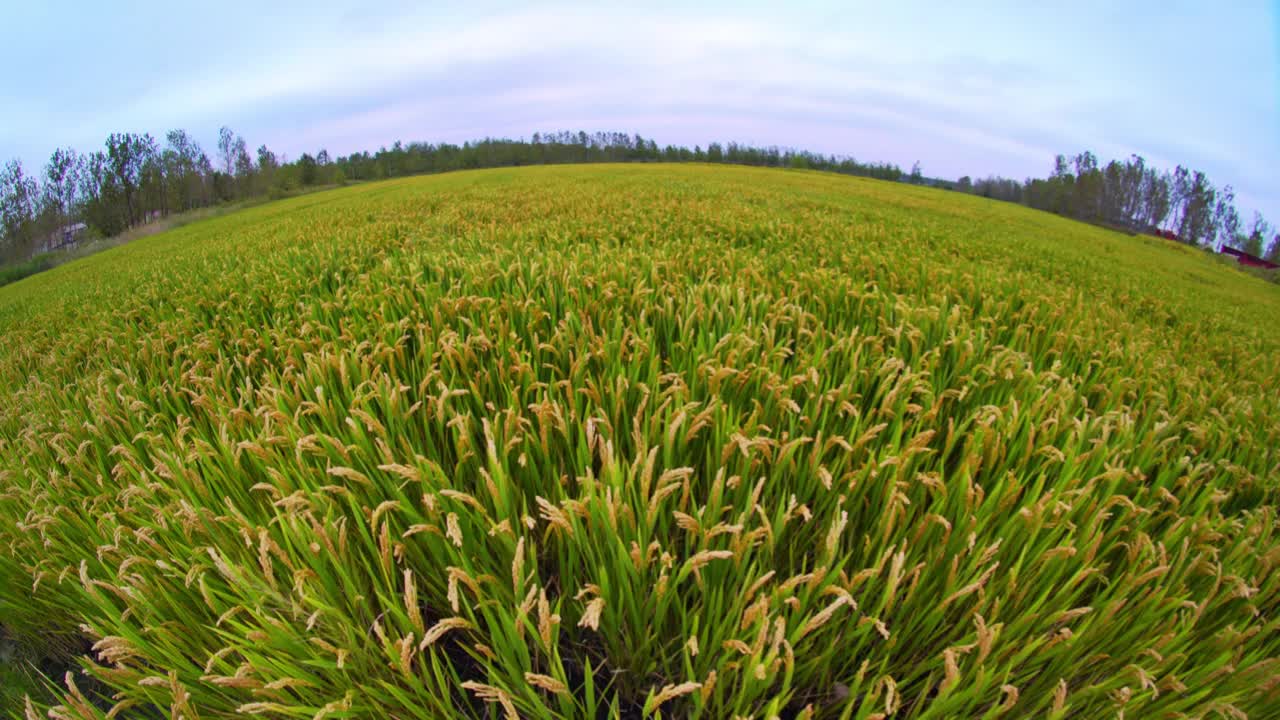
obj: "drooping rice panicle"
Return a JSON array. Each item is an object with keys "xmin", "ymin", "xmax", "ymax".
[{"xmin": 1, "ymin": 163, "xmax": 1277, "ymax": 718}]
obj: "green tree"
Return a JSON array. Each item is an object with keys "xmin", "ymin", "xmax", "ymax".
[
  {"xmin": 105, "ymin": 132, "xmax": 150, "ymax": 226},
  {"xmin": 217, "ymin": 126, "xmax": 237, "ymax": 177},
  {"xmin": 297, "ymin": 153, "xmax": 318, "ymax": 186},
  {"xmin": 216, "ymin": 126, "xmax": 253, "ymax": 198},
  {"xmin": 138, "ymin": 134, "xmax": 166, "ymax": 219},
  {"xmin": 1141, "ymin": 169, "xmax": 1172, "ymax": 230},
  {"xmin": 1211, "ymin": 186, "xmax": 1240, "ymax": 248},
  {"xmin": 1072, "ymin": 151, "xmax": 1102, "ymax": 220},
  {"xmin": 256, "ymin": 145, "xmax": 279, "ymax": 191},
  {"xmin": 233, "ymin": 137, "xmax": 253, "ymax": 183},
  {"xmin": 1175, "ymin": 170, "xmax": 1216, "ymax": 245},
  {"xmin": 165, "ymin": 129, "xmax": 207, "ymax": 212},
  {"xmin": 42, "ymin": 148, "xmax": 82, "ymax": 231},
  {"xmin": 0, "ymin": 160, "xmax": 39, "ymax": 258},
  {"xmin": 1242, "ymin": 213, "xmax": 1270, "ymax": 257},
  {"xmin": 79, "ymin": 150, "xmax": 124, "ymax": 237}
]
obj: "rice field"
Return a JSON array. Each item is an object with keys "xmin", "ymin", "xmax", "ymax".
[{"xmin": 1, "ymin": 163, "xmax": 1278, "ymax": 718}]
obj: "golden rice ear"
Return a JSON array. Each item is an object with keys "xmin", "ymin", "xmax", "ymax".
[
  {"xmin": 524, "ymin": 672, "xmax": 569, "ymax": 696},
  {"xmin": 645, "ymin": 681, "xmax": 703, "ymax": 714},
  {"xmin": 1, "ymin": 163, "xmax": 1276, "ymax": 720}
]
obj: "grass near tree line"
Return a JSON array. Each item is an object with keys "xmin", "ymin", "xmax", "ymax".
[{"xmin": 0, "ymin": 164, "xmax": 1277, "ymax": 718}]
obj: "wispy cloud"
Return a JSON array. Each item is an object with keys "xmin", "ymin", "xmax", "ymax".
[{"xmin": 1, "ymin": 1, "xmax": 1275, "ymax": 220}]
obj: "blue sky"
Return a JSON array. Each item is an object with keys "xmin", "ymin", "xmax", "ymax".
[{"xmin": 2, "ymin": 1, "xmax": 1277, "ymax": 223}]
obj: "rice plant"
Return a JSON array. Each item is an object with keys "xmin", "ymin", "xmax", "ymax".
[{"xmin": 1, "ymin": 164, "xmax": 1277, "ymax": 718}]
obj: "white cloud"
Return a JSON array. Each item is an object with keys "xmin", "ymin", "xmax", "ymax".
[{"xmin": 3, "ymin": 1, "xmax": 1275, "ymax": 221}]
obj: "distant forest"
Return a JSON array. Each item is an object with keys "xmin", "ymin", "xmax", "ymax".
[
  {"xmin": 956, "ymin": 153, "xmax": 1277, "ymax": 262},
  {"xmin": 2, "ymin": 128, "xmax": 1276, "ymax": 268}
]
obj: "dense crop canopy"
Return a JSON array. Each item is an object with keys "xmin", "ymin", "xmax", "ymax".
[{"xmin": 1, "ymin": 165, "xmax": 1278, "ymax": 718}]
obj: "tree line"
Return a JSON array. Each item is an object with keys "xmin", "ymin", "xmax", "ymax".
[
  {"xmin": 0, "ymin": 129, "xmax": 920, "ymax": 266},
  {"xmin": 0, "ymin": 127, "xmax": 319, "ymax": 264},
  {"xmin": 2, "ymin": 128, "xmax": 1274, "ymax": 269},
  {"xmin": 953, "ymin": 152, "xmax": 1278, "ymax": 262},
  {"xmin": 334, "ymin": 130, "xmax": 914, "ymax": 184}
]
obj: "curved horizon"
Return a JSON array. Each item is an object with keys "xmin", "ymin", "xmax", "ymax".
[{"xmin": 1, "ymin": 1, "xmax": 1276, "ymax": 224}]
